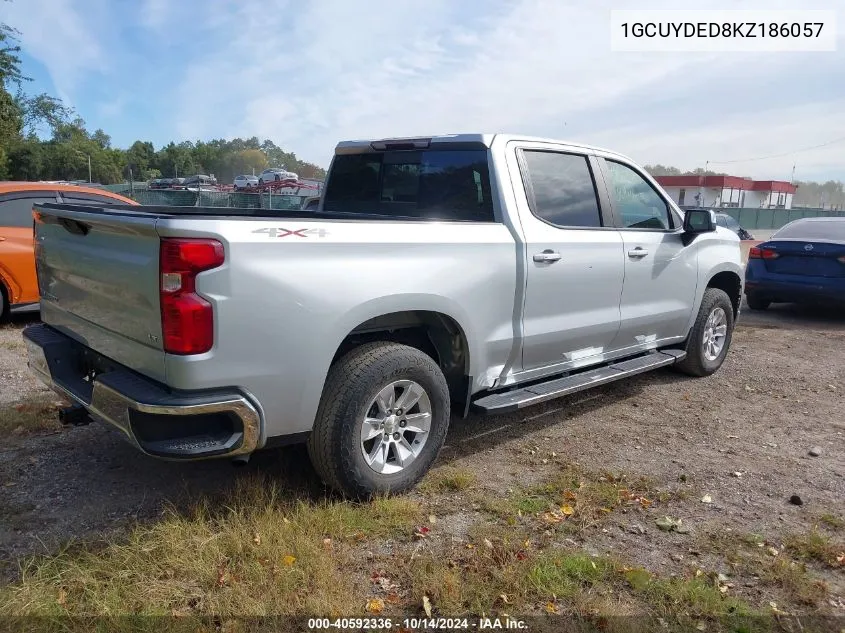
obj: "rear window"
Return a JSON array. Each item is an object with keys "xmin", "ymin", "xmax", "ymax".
[
  {"xmin": 773, "ymin": 220, "xmax": 845, "ymax": 241},
  {"xmin": 323, "ymin": 149, "xmax": 494, "ymax": 221}
]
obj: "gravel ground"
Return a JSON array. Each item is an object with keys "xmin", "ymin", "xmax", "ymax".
[{"xmin": 1, "ymin": 304, "xmax": 843, "ymax": 608}]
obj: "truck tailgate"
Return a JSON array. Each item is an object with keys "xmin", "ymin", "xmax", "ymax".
[{"xmin": 34, "ymin": 204, "xmax": 166, "ymax": 382}]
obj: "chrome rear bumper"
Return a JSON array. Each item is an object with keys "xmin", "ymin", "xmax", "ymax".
[{"xmin": 23, "ymin": 324, "xmax": 261, "ymax": 460}]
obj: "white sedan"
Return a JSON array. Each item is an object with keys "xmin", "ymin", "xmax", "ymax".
[
  {"xmin": 258, "ymin": 168, "xmax": 298, "ymax": 184},
  {"xmin": 233, "ymin": 175, "xmax": 259, "ymax": 190}
]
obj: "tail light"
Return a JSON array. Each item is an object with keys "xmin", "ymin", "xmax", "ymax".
[
  {"xmin": 748, "ymin": 247, "xmax": 779, "ymax": 260},
  {"xmin": 160, "ymin": 238, "xmax": 225, "ymax": 355},
  {"xmin": 839, "ymin": 256, "xmax": 845, "ymax": 264}
]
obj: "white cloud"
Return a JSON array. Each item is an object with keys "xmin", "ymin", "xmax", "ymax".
[
  {"xmin": 1, "ymin": 0, "xmax": 106, "ymax": 103},
  {"xmin": 3, "ymin": 0, "xmax": 843, "ymax": 180},
  {"xmin": 164, "ymin": 0, "xmax": 844, "ymax": 179}
]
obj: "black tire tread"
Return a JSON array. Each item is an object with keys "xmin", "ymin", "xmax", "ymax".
[{"xmin": 307, "ymin": 341, "xmax": 449, "ymax": 497}]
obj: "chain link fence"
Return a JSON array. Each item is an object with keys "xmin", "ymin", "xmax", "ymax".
[
  {"xmin": 719, "ymin": 207, "xmax": 845, "ymax": 230},
  {"xmin": 126, "ymin": 189, "xmax": 307, "ymax": 210}
]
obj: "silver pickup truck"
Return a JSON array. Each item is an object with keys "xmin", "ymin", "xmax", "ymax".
[{"xmin": 24, "ymin": 134, "xmax": 743, "ymax": 497}]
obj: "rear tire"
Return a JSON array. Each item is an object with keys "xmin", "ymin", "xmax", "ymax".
[
  {"xmin": 746, "ymin": 295, "xmax": 770, "ymax": 311},
  {"xmin": 675, "ymin": 288, "xmax": 735, "ymax": 377},
  {"xmin": 307, "ymin": 342, "xmax": 450, "ymax": 498}
]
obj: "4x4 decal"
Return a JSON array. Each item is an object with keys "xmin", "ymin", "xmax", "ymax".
[{"xmin": 252, "ymin": 227, "xmax": 329, "ymax": 238}]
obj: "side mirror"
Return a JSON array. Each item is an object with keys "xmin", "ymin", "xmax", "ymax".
[
  {"xmin": 683, "ymin": 208, "xmax": 716, "ymax": 233},
  {"xmin": 682, "ymin": 208, "xmax": 716, "ymax": 245}
]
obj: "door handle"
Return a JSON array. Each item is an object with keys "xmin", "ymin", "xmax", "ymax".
[
  {"xmin": 533, "ymin": 250, "xmax": 562, "ymax": 263},
  {"xmin": 627, "ymin": 247, "xmax": 649, "ymax": 258}
]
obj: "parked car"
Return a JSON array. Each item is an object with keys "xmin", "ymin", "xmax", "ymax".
[
  {"xmin": 23, "ymin": 134, "xmax": 743, "ymax": 497},
  {"xmin": 182, "ymin": 175, "xmax": 217, "ymax": 187},
  {"xmin": 149, "ymin": 178, "xmax": 174, "ymax": 189},
  {"xmin": 744, "ymin": 217, "xmax": 845, "ymax": 310},
  {"xmin": 258, "ymin": 167, "xmax": 298, "ymax": 184},
  {"xmin": 0, "ymin": 182, "xmax": 137, "ymax": 320},
  {"xmin": 233, "ymin": 175, "xmax": 259, "ymax": 190},
  {"xmin": 714, "ymin": 213, "xmax": 754, "ymax": 240}
]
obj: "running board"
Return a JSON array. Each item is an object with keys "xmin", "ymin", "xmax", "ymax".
[{"xmin": 472, "ymin": 350, "xmax": 686, "ymax": 414}]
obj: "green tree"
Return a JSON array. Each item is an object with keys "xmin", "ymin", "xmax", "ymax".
[
  {"xmin": 224, "ymin": 148, "xmax": 268, "ymax": 180},
  {"xmin": 125, "ymin": 140, "xmax": 156, "ymax": 179}
]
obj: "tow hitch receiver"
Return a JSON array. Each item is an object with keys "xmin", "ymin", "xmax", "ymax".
[{"xmin": 59, "ymin": 404, "xmax": 91, "ymax": 426}]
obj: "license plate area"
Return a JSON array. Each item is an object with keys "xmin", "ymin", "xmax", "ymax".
[{"xmin": 48, "ymin": 341, "xmax": 121, "ymax": 404}]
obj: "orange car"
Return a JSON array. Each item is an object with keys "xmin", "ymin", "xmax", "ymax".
[{"xmin": 0, "ymin": 183, "xmax": 137, "ymax": 319}]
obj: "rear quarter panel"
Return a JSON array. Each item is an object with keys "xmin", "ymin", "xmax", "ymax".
[{"xmin": 156, "ymin": 217, "xmax": 519, "ymax": 441}]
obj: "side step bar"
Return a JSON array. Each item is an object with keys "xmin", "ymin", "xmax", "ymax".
[{"xmin": 473, "ymin": 350, "xmax": 686, "ymax": 414}]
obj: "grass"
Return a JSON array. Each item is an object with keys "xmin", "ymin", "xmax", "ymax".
[
  {"xmin": 419, "ymin": 466, "xmax": 477, "ymax": 493},
  {"xmin": 0, "ymin": 469, "xmax": 831, "ymax": 626},
  {"xmin": 0, "ymin": 395, "xmax": 64, "ymax": 436},
  {"xmin": 816, "ymin": 513, "xmax": 845, "ymax": 531},
  {"xmin": 761, "ymin": 558, "xmax": 829, "ymax": 607},
  {"xmin": 0, "ymin": 476, "xmax": 421, "ymax": 621},
  {"xmin": 404, "ymin": 523, "xmax": 759, "ymax": 623},
  {"xmin": 479, "ymin": 465, "xmax": 659, "ymax": 532},
  {"xmin": 784, "ymin": 529, "xmax": 844, "ymax": 568},
  {"xmin": 702, "ymin": 529, "xmax": 835, "ymax": 608}
]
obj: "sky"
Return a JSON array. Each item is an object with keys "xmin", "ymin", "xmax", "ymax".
[{"xmin": 2, "ymin": 0, "xmax": 843, "ymax": 181}]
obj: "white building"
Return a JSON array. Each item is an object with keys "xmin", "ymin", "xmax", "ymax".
[{"xmin": 655, "ymin": 176, "xmax": 795, "ymax": 209}]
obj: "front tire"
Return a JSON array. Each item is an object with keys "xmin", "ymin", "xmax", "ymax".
[
  {"xmin": 307, "ymin": 342, "xmax": 451, "ymax": 498},
  {"xmin": 675, "ymin": 288, "xmax": 735, "ymax": 377}
]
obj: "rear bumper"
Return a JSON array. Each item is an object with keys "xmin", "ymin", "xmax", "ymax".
[
  {"xmin": 23, "ymin": 324, "xmax": 261, "ymax": 460},
  {"xmin": 744, "ymin": 276, "xmax": 845, "ymax": 304}
]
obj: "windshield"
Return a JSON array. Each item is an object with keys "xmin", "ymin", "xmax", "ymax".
[{"xmin": 323, "ymin": 149, "xmax": 494, "ymax": 221}]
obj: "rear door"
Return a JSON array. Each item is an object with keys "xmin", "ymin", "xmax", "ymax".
[
  {"xmin": 597, "ymin": 158, "xmax": 698, "ymax": 350},
  {"xmin": 512, "ymin": 144, "xmax": 625, "ymax": 372},
  {"xmin": 0, "ymin": 191, "xmax": 60, "ymax": 305}
]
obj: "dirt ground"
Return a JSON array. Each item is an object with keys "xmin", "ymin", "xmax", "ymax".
[{"xmin": 1, "ymin": 303, "xmax": 843, "ymax": 611}]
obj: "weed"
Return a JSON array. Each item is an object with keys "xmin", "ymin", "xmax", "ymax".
[
  {"xmin": 784, "ymin": 529, "xmax": 844, "ymax": 568},
  {"xmin": 0, "ymin": 396, "xmax": 63, "ymax": 436},
  {"xmin": 419, "ymin": 467, "xmax": 477, "ymax": 493},
  {"xmin": 815, "ymin": 514, "xmax": 844, "ymax": 531},
  {"xmin": 0, "ymin": 476, "xmax": 420, "ymax": 619}
]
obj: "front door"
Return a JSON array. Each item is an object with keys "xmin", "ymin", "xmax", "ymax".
[
  {"xmin": 514, "ymin": 147, "xmax": 625, "ymax": 372},
  {"xmin": 598, "ymin": 159, "xmax": 698, "ymax": 351}
]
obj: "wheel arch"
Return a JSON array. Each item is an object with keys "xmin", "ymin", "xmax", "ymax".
[
  {"xmin": 705, "ymin": 270, "xmax": 743, "ymax": 317},
  {"xmin": 329, "ymin": 306, "xmax": 474, "ymax": 414}
]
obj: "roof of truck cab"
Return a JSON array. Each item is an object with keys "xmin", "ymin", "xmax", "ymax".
[
  {"xmin": 0, "ymin": 182, "xmax": 137, "ymax": 204},
  {"xmin": 334, "ymin": 133, "xmax": 632, "ymax": 161}
]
